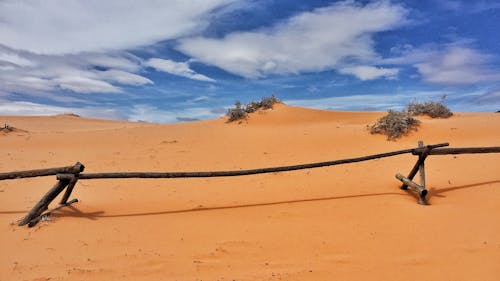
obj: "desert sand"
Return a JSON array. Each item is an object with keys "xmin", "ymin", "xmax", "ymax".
[{"xmin": 0, "ymin": 104, "xmax": 499, "ymax": 281}]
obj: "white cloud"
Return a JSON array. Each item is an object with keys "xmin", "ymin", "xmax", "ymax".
[
  {"xmin": 475, "ymin": 90, "xmax": 500, "ymax": 104},
  {"xmin": 0, "ymin": 100, "xmax": 125, "ymax": 119},
  {"xmin": 53, "ymin": 76, "xmax": 122, "ymax": 94},
  {"xmin": 0, "ymin": 0, "xmax": 232, "ymax": 98},
  {"xmin": 0, "ymin": 0, "xmax": 235, "ymax": 55},
  {"xmin": 0, "ymin": 47, "xmax": 153, "ymax": 94},
  {"xmin": 381, "ymin": 44, "xmax": 500, "ymax": 85},
  {"xmin": 415, "ymin": 47, "xmax": 500, "ymax": 84},
  {"xmin": 145, "ymin": 58, "xmax": 215, "ymax": 82},
  {"xmin": 178, "ymin": 1, "xmax": 406, "ymax": 78},
  {"xmin": 338, "ymin": 65, "xmax": 399, "ymax": 80},
  {"xmin": 0, "ymin": 50, "xmax": 35, "ymax": 67},
  {"xmin": 100, "ymin": 70, "xmax": 153, "ymax": 86},
  {"xmin": 129, "ymin": 104, "xmax": 223, "ymax": 123},
  {"xmin": 286, "ymin": 89, "xmax": 500, "ymax": 112}
]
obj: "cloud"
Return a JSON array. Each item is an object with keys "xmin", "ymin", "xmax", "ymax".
[
  {"xmin": 382, "ymin": 44, "xmax": 500, "ymax": 85},
  {"xmin": 0, "ymin": 100, "xmax": 125, "ymax": 119},
  {"xmin": 286, "ymin": 89, "xmax": 500, "ymax": 112},
  {"xmin": 100, "ymin": 70, "xmax": 153, "ymax": 86},
  {"xmin": 0, "ymin": 0, "xmax": 235, "ymax": 55},
  {"xmin": 0, "ymin": 0, "xmax": 230, "ymax": 98},
  {"xmin": 129, "ymin": 104, "xmax": 223, "ymax": 123},
  {"xmin": 53, "ymin": 76, "xmax": 122, "ymax": 94},
  {"xmin": 0, "ymin": 46, "xmax": 153, "ymax": 95},
  {"xmin": 440, "ymin": 0, "xmax": 500, "ymax": 13},
  {"xmin": 338, "ymin": 65, "xmax": 399, "ymax": 80},
  {"xmin": 415, "ymin": 47, "xmax": 500, "ymax": 84},
  {"xmin": 178, "ymin": 1, "xmax": 406, "ymax": 78},
  {"xmin": 145, "ymin": 58, "xmax": 215, "ymax": 82},
  {"xmin": 474, "ymin": 90, "xmax": 500, "ymax": 104}
]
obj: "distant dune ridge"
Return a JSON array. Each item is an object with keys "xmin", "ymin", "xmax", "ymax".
[{"xmin": 1, "ymin": 104, "xmax": 499, "ymax": 281}]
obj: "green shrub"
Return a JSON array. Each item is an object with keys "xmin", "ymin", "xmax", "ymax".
[
  {"xmin": 369, "ymin": 110, "xmax": 420, "ymax": 140},
  {"xmin": 226, "ymin": 95, "xmax": 280, "ymax": 122},
  {"xmin": 407, "ymin": 96, "xmax": 453, "ymax": 118}
]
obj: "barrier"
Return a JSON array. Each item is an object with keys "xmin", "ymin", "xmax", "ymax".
[{"xmin": 1, "ymin": 142, "xmax": 499, "ymax": 227}]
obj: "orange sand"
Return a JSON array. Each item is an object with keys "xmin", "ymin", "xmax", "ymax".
[{"xmin": 1, "ymin": 104, "xmax": 499, "ymax": 280}]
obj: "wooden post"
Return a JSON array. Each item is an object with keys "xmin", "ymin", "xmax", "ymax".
[
  {"xmin": 418, "ymin": 141, "xmax": 426, "ymax": 188},
  {"xmin": 18, "ymin": 179, "xmax": 70, "ymax": 226},
  {"xmin": 401, "ymin": 145, "xmax": 430, "ymax": 190},
  {"xmin": 59, "ymin": 174, "xmax": 79, "ymax": 204},
  {"xmin": 396, "ymin": 173, "xmax": 428, "ymax": 205}
]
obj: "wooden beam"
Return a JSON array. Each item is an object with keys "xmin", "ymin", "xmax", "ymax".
[
  {"xmin": 18, "ymin": 179, "xmax": 70, "ymax": 226},
  {"xmin": 418, "ymin": 141, "xmax": 426, "ymax": 188},
  {"xmin": 59, "ymin": 174, "xmax": 79, "ymax": 204},
  {"xmin": 56, "ymin": 143, "xmax": 449, "ymax": 180},
  {"xmin": 400, "ymin": 146, "xmax": 431, "ymax": 190},
  {"xmin": 396, "ymin": 173, "xmax": 428, "ymax": 205},
  {"xmin": 413, "ymin": 147, "xmax": 500, "ymax": 155},
  {"xmin": 0, "ymin": 162, "xmax": 84, "ymax": 180}
]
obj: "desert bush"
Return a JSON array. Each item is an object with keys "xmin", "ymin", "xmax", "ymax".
[
  {"xmin": 1, "ymin": 124, "xmax": 14, "ymax": 131},
  {"xmin": 227, "ymin": 101, "xmax": 247, "ymax": 122},
  {"xmin": 260, "ymin": 95, "xmax": 280, "ymax": 109},
  {"xmin": 406, "ymin": 96, "xmax": 453, "ymax": 118},
  {"xmin": 369, "ymin": 110, "xmax": 420, "ymax": 140},
  {"xmin": 226, "ymin": 95, "xmax": 280, "ymax": 122}
]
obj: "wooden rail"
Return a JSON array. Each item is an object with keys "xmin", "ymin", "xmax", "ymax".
[
  {"xmin": 0, "ymin": 162, "xmax": 84, "ymax": 180},
  {"xmin": 57, "ymin": 143, "xmax": 450, "ymax": 180}
]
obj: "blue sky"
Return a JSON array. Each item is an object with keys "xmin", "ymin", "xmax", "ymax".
[{"xmin": 0, "ymin": 0, "xmax": 499, "ymax": 122}]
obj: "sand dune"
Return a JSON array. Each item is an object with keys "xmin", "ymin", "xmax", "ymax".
[{"xmin": 1, "ymin": 104, "xmax": 499, "ymax": 280}]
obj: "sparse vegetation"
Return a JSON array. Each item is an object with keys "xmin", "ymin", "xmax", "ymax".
[
  {"xmin": 406, "ymin": 96, "xmax": 453, "ymax": 118},
  {"xmin": 227, "ymin": 95, "xmax": 280, "ymax": 122},
  {"xmin": 0, "ymin": 124, "xmax": 14, "ymax": 132},
  {"xmin": 369, "ymin": 110, "xmax": 420, "ymax": 140}
]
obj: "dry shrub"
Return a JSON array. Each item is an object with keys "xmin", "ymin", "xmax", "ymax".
[
  {"xmin": 369, "ymin": 110, "xmax": 420, "ymax": 140},
  {"xmin": 226, "ymin": 95, "xmax": 280, "ymax": 122},
  {"xmin": 0, "ymin": 124, "xmax": 14, "ymax": 132},
  {"xmin": 227, "ymin": 101, "xmax": 247, "ymax": 122},
  {"xmin": 407, "ymin": 96, "xmax": 453, "ymax": 118}
]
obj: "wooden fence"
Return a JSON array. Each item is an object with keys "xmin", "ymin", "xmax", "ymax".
[{"xmin": 1, "ymin": 141, "xmax": 499, "ymax": 227}]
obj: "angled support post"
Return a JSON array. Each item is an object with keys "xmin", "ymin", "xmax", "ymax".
[
  {"xmin": 401, "ymin": 141, "xmax": 431, "ymax": 190},
  {"xmin": 18, "ymin": 179, "xmax": 70, "ymax": 226},
  {"xmin": 60, "ymin": 174, "xmax": 79, "ymax": 204},
  {"xmin": 60, "ymin": 162, "xmax": 84, "ymax": 204},
  {"xmin": 18, "ymin": 162, "xmax": 84, "ymax": 226}
]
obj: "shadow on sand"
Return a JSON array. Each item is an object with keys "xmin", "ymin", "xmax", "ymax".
[{"xmin": 2, "ymin": 180, "xmax": 498, "ymax": 220}]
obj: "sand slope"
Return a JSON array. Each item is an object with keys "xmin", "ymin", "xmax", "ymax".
[{"xmin": 1, "ymin": 104, "xmax": 499, "ymax": 280}]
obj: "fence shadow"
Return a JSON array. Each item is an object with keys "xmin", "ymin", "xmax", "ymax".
[
  {"xmin": 427, "ymin": 179, "xmax": 500, "ymax": 198},
  {"xmin": 54, "ymin": 191, "xmax": 404, "ymax": 220}
]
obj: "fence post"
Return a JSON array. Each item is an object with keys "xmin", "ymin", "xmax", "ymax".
[
  {"xmin": 418, "ymin": 141, "xmax": 426, "ymax": 189},
  {"xmin": 18, "ymin": 179, "xmax": 70, "ymax": 226}
]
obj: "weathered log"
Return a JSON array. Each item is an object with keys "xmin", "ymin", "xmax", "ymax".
[
  {"xmin": 412, "ymin": 147, "xmax": 500, "ymax": 155},
  {"xmin": 0, "ymin": 162, "xmax": 84, "ymax": 180},
  {"xmin": 401, "ymin": 145, "xmax": 431, "ymax": 190},
  {"xmin": 59, "ymin": 174, "xmax": 79, "ymax": 204},
  {"xmin": 396, "ymin": 173, "xmax": 428, "ymax": 205},
  {"xmin": 28, "ymin": 199, "xmax": 78, "ymax": 227},
  {"xmin": 18, "ymin": 179, "xmax": 70, "ymax": 226},
  {"xmin": 418, "ymin": 141, "xmax": 426, "ymax": 188},
  {"xmin": 56, "ymin": 143, "xmax": 449, "ymax": 180}
]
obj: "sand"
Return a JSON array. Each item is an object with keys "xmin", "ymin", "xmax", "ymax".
[{"xmin": 1, "ymin": 104, "xmax": 499, "ymax": 280}]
